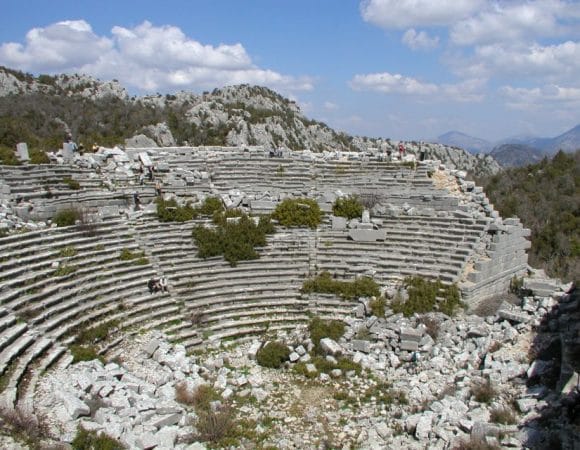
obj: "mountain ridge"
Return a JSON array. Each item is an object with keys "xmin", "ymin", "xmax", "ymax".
[{"xmin": 0, "ymin": 66, "xmax": 501, "ymax": 176}]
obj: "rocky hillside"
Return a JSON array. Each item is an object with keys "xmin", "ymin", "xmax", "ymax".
[{"xmin": 0, "ymin": 66, "xmax": 500, "ymax": 176}]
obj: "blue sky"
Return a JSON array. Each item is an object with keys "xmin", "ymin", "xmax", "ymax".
[{"xmin": 1, "ymin": 0, "xmax": 579, "ymax": 141}]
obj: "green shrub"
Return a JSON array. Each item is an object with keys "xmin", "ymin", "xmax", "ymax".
[
  {"xmin": 391, "ymin": 276, "xmax": 463, "ymax": 317},
  {"xmin": 77, "ymin": 320, "xmax": 119, "ymax": 345},
  {"xmin": 301, "ymin": 271, "xmax": 381, "ymax": 300},
  {"xmin": 198, "ymin": 196, "xmax": 224, "ymax": 216},
  {"xmin": 308, "ymin": 317, "xmax": 345, "ymax": 354},
  {"xmin": 28, "ymin": 148, "xmax": 49, "ymax": 164},
  {"xmin": 58, "ymin": 246, "xmax": 78, "ymax": 257},
  {"xmin": 256, "ymin": 341, "xmax": 290, "ymax": 369},
  {"xmin": 193, "ymin": 213, "xmax": 275, "ymax": 266},
  {"xmin": 370, "ymin": 297, "xmax": 386, "ymax": 317},
  {"xmin": 63, "ymin": 177, "xmax": 81, "ymax": 190},
  {"xmin": 70, "ymin": 345, "xmax": 102, "ymax": 363},
  {"xmin": 119, "ymin": 248, "xmax": 148, "ymax": 265},
  {"xmin": 53, "ymin": 264, "xmax": 77, "ymax": 277},
  {"xmin": 0, "ymin": 146, "xmax": 20, "ymax": 165},
  {"xmin": 53, "ymin": 208, "xmax": 80, "ymax": 227},
  {"xmin": 272, "ymin": 197, "xmax": 322, "ymax": 228},
  {"xmin": 332, "ymin": 195, "xmax": 364, "ymax": 220},
  {"xmin": 71, "ymin": 426, "xmax": 125, "ymax": 450},
  {"xmin": 156, "ymin": 197, "xmax": 198, "ymax": 222}
]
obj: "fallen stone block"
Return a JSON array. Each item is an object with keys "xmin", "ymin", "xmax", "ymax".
[
  {"xmin": 57, "ymin": 392, "xmax": 90, "ymax": 419},
  {"xmin": 400, "ymin": 327, "xmax": 422, "ymax": 343},
  {"xmin": 320, "ymin": 338, "xmax": 343, "ymax": 356},
  {"xmin": 400, "ymin": 340, "xmax": 419, "ymax": 352},
  {"xmin": 349, "ymin": 337, "xmax": 371, "ymax": 353}
]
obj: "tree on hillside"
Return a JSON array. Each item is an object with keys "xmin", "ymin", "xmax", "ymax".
[{"xmin": 480, "ymin": 150, "xmax": 580, "ymax": 281}]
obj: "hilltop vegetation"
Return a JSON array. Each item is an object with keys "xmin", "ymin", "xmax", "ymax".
[{"xmin": 480, "ymin": 150, "xmax": 580, "ymax": 281}]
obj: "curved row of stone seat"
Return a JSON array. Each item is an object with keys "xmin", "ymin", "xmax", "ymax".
[{"xmin": 0, "ymin": 222, "xmax": 189, "ymax": 408}]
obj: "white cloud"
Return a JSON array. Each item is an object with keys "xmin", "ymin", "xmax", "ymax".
[
  {"xmin": 323, "ymin": 101, "xmax": 338, "ymax": 110},
  {"xmin": 0, "ymin": 20, "xmax": 313, "ymax": 93},
  {"xmin": 350, "ymin": 72, "xmax": 438, "ymax": 95},
  {"xmin": 350, "ymin": 71, "xmax": 485, "ymax": 102},
  {"xmin": 450, "ymin": 0, "xmax": 576, "ymax": 46},
  {"xmin": 500, "ymin": 83, "xmax": 580, "ymax": 109},
  {"xmin": 453, "ymin": 40, "xmax": 580, "ymax": 81},
  {"xmin": 360, "ymin": 0, "xmax": 483, "ymax": 29},
  {"xmin": 0, "ymin": 20, "xmax": 112, "ymax": 71},
  {"xmin": 402, "ymin": 29, "xmax": 439, "ymax": 50}
]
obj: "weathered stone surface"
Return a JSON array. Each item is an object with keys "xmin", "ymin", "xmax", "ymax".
[{"xmin": 320, "ymin": 338, "xmax": 343, "ymax": 356}]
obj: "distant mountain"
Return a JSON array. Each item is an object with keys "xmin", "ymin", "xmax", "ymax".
[
  {"xmin": 436, "ymin": 131, "xmax": 493, "ymax": 154},
  {"xmin": 528, "ymin": 124, "xmax": 580, "ymax": 154},
  {"xmin": 490, "ymin": 144, "xmax": 546, "ymax": 167}
]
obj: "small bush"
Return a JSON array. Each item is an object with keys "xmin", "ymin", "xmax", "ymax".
[
  {"xmin": 28, "ymin": 148, "xmax": 50, "ymax": 165},
  {"xmin": 308, "ymin": 317, "xmax": 345, "ymax": 354},
  {"xmin": 391, "ymin": 276, "xmax": 463, "ymax": 317},
  {"xmin": 332, "ymin": 195, "xmax": 364, "ymax": 220},
  {"xmin": 256, "ymin": 341, "xmax": 290, "ymax": 369},
  {"xmin": 195, "ymin": 404, "xmax": 234, "ymax": 444},
  {"xmin": 63, "ymin": 177, "xmax": 81, "ymax": 190},
  {"xmin": 190, "ymin": 384, "xmax": 221, "ymax": 412},
  {"xmin": 301, "ymin": 271, "xmax": 381, "ymax": 300},
  {"xmin": 53, "ymin": 208, "xmax": 80, "ymax": 227},
  {"xmin": 193, "ymin": 213, "xmax": 275, "ymax": 266},
  {"xmin": 370, "ymin": 297, "xmax": 386, "ymax": 317},
  {"xmin": 76, "ymin": 320, "xmax": 119, "ymax": 345},
  {"xmin": 156, "ymin": 197, "xmax": 198, "ymax": 222},
  {"xmin": 272, "ymin": 197, "xmax": 322, "ymax": 228},
  {"xmin": 70, "ymin": 345, "xmax": 102, "ymax": 364},
  {"xmin": 71, "ymin": 426, "xmax": 125, "ymax": 450},
  {"xmin": 471, "ymin": 380, "xmax": 497, "ymax": 404},
  {"xmin": 198, "ymin": 196, "xmax": 224, "ymax": 216},
  {"xmin": 490, "ymin": 406, "xmax": 517, "ymax": 424},
  {"xmin": 58, "ymin": 246, "xmax": 78, "ymax": 257},
  {"xmin": 0, "ymin": 146, "xmax": 20, "ymax": 165},
  {"xmin": 119, "ymin": 248, "xmax": 149, "ymax": 265},
  {"xmin": 53, "ymin": 264, "xmax": 77, "ymax": 277}
]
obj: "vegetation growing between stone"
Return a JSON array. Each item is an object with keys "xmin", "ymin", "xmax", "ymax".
[
  {"xmin": 271, "ymin": 198, "xmax": 322, "ymax": 228},
  {"xmin": 332, "ymin": 195, "xmax": 364, "ymax": 220},
  {"xmin": 308, "ymin": 316, "xmax": 346, "ymax": 354},
  {"xmin": 53, "ymin": 208, "xmax": 80, "ymax": 227},
  {"xmin": 119, "ymin": 247, "xmax": 149, "ymax": 265},
  {"xmin": 480, "ymin": 150, "xmax": 579, "ymax": 281},
  {"xmin": 0, "ymin": 406, "xmax": 49, "ymax": 450},
  {"xmin": 256, "ymin": 341, "xmax": 291, "ymax": 368},
  {"xmin": 391, "ymin": 276, "xmax": 462, "ymax": 317},
  {"xmin": 192, "ymin": 212, "xmax": 275, "ymax": 266},
  {"xmin": 71, "ymin": 425, "xmax": 126, "ymax": 449},
  {"xmin": 156, "ymin": 196, "xmax": 223, "ymax": 222},
  {"xmin": 63, "ymin": 177, "xmax": 80, "ymax": 190},
  {"xmin": 301, "ymin": 271, "xmax": 381, "ymax": 300}
]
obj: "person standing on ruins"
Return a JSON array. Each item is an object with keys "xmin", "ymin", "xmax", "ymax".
[{"xmin": 398, "ymin": 142, "xmax": 405, "ymax": 159}]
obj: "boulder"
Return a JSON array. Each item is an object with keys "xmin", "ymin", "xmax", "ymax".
[{"xmin": 319, "ymin": 338, "xmax": 343, "ymax": 356}]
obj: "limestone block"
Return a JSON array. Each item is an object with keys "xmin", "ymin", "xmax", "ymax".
[
  {"xmin": 415, "ymin": 414, "xmax": 433, "ymax": 440},
  {"xmin": 57, "ymin": 392, "xmax": 90, "ymax": 419},
  {"xmin": 400, "ymin": 327, "xmax": 422, "ymax": 343},
  {"xmin": 16, "ymin": 143, "xmax": 29, "ymax": 161},
  {"xmin": 352, "ymin": 339, "xmax": 371, "ymax": 353},
  {"xmin": 289, "ymin": 352, "xmax": 300, "ymax": 362},
  {"xmin": 400, "ymin": 340, "xmax": 419, "ymax": 352},
  {"xmin": 136, "ymin": 432, "xmax": 157, "ymax": 450},
  {"xmin": 320, "ymin": 338, "xmax": 343, "ymax": 356},
  {"xmin": 332, "ymin": 216, "xmax": 348, "ymax": 230}
]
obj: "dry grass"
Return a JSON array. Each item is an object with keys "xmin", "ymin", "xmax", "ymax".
[
  {"xmin": 471, "ymin": 380, "xmax": 497, "ymax": 404},
  {"xmin": 0, "ymin": 406, "xmax": 49, "ymax": 447},
  {"xmin": 195, "ymin": 405, "xmax": 234, "ymax": 443},
  {"xmin": 490, "ymin": 406, "xmax": 518, "ymax": 425}
]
